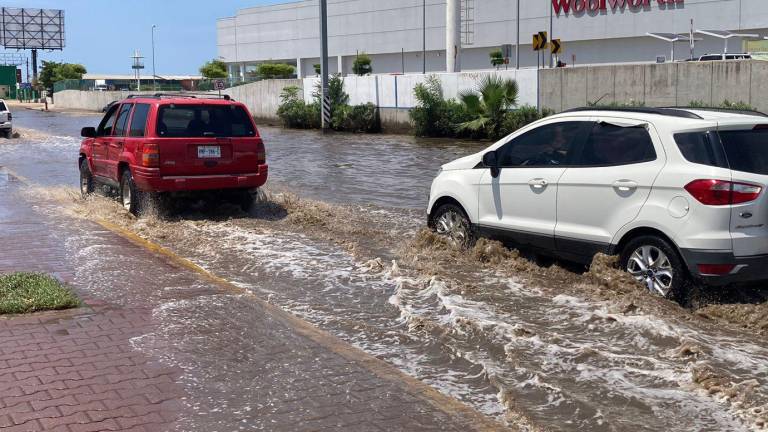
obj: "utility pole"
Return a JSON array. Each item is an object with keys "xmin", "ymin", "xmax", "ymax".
[
  {"xmin": 152, "ymin": 25, "xmax": 157, "ymax": 91},
  {"xmin": 516, "ymin": 0, "xmax": 520, "ymax": 69},
  {"xmin": 549, "ymin": 2, "xmax": 554, "ymax": 68},
  {"xmin": 422, "ymin": 0, "xmax": 426, "ymax": 74},
  {"xmin": 319, "ymin": 0, "xmax": 330, "ymax": 131}
]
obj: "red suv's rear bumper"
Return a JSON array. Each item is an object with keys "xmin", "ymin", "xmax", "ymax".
[{"xmin": 133, "ymin": 165, "xmax": 268, "ymax": 192}]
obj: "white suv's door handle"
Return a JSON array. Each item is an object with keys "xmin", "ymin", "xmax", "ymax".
[
  {"xmin": 528, "ymin": 178, "xmax": 548, "ymax": 188},
  {"xmin": 612, "ymin": 180, "xmax": 638, "ymax": 191}
]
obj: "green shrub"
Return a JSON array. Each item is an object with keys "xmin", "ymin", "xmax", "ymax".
[
  {"xmin": 499, "ymin": 105, "xmax": 554, "ymax": 137},
  {"xmin": 337, "ymin": 103, "xmax": 380, "ymax": 133},
  {"xmin": 720, "ymin": 100, "xmax": 756, "ymax": 111},
  {"xmin": 587, "ymin": 99, "xmax": 645, "ymax": 108},
  {"xmin": 489, "ymin": 49, "xmax": 504, "ymax": 68},
  {"xmin": 257, "ymin": 63, "xmax": 295, "ymax": 79},
  {"xmin": 457, "ymin": 75, "xmax": 519, "ymax": 140},
  {"xmin": 410, "ymin": 76, "xmax": 471, "ymax": 137},
  {"xmin": 687, "ymin": 100, "xmax": 708, "ymax": 108},
  {"xmin": 313, "ymin": 64, "xmax": 321, "ymax": 75},
  {"xmin": 352, "ymin": 53, "xmax": 373, "ymax": 76},
  {"xmin": 277, "ymin": 85, "xmax": 319, "ymax": 129}
]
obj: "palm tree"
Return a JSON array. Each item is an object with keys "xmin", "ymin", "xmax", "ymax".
[{"xmin": 457, "ymin": 75, "xmax": 519, "ymax": 139}]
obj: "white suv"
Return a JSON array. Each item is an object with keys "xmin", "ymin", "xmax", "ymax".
[
  {"xmin": 0, "ymin": 99, "xmax": 12, "ymax": 138},
  {"xmin": 427, "ymin": 107, "xmax": 768, "ymax": 298}
]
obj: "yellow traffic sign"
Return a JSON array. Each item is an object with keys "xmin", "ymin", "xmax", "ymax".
[
  {"xmin": 551, "ymin": 39, "xmax": 563, "ymax": 55},
  {"xmin": 533, "ymin": 31, "xmax": 549, "ymax": 51}
]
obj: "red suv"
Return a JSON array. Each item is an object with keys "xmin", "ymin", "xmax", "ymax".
[{"xmin": 78, "ymin": 94, "xmax": 268, "ymax": 214}]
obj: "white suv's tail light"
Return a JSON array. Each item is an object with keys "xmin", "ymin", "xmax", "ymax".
[{"xmin": 685, "ymin": 179, "xmax": 763, "ymax": 205}]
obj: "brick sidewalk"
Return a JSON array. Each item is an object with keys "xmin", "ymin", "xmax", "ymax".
[{"xmin": 0, "ymin": 178, "xmax": 508, "ymax": 431}]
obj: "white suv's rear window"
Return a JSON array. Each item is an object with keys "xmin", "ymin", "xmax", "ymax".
[
  {"xmin": 719, "ymin": 129, "xmax": 768, "ymax": 175},
  {"xmin": 0, "ymin": 102, "xmax": 7, "ymax": 111}
]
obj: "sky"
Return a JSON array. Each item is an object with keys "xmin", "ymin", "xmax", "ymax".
[{"xmin": 1, "ymin": 0, "xmax": 282, "ymax": 77}]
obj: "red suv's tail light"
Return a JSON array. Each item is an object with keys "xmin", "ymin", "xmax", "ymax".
[
  {"xmin": 685, "ymin": 179, "xmax": 762, "ymax": 205},
  {"xmin": 141, "ymin": 143, "xmax": 160, "ymax": 167},
  {"xmin": 255, "ymin": 140, "xmax": 266, "ymax": 165}
]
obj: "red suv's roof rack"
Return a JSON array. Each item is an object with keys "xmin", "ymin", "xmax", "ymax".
[{"xmin": 125, "ymin": 93, "xmax": 233, "ymax": 101}]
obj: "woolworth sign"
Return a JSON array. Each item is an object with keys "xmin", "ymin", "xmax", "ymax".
[{"xmin": 553, "ymin": 0, "xmax": 684, "ymax": 15}]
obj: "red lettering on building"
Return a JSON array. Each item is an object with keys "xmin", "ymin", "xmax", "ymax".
[{"xmin": 553, "ymin": 0, "xmax": 683, "ymax": 15}]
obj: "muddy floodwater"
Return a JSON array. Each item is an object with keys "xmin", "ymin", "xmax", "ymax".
[{"xmin": 4, "ymin": 108, "xmax": 768, "ymax": 431}]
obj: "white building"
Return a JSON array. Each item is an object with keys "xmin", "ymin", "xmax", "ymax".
[{"xmin": 217, "ymin": 0, "xmax": 768, "ymax": 79}]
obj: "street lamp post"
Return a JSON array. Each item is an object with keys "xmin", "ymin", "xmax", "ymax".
[
  {"xmin": 422, "ymin": 0, "xmax": 426, "ymax": 74},
  {"xmin": 151, "ymin": 25, "xmax": 157, "ymax": 91}
]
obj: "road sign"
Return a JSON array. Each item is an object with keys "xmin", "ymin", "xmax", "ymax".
[
  {"xmin": 550, "ymin": 39, "xmax": 563, "ymax": 55},
  {"xmin": 533, "ymin": 31, "xmax": 548, "ymax": 51},
  {"xmin": 501, "ymin": 44, "xmax": 513, "ymax": 59},
  {"xmin": 213, "ymin": 79, "xmax": 226, "ymax": 91},
  {"xmin": 20, "ymin": 82, "xmax": 31, "ymax": 89}
]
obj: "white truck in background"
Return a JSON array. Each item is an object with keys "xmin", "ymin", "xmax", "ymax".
[{"xmin": 93, "ymin": 79, "xmax": 108, "ymax": 91}]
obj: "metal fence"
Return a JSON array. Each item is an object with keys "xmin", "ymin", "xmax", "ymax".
[{"xmin": 53, "ymin": 79, "xmax": 184, "ymax": 93}]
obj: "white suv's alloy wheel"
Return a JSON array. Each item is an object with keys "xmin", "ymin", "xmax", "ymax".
[
  {"xmin": 435, "ymin": 210, "xmax": 469, "ymax": 246},
  {"xmin": 626, "ymin": 245, "xmax": 674, "ymax": 297}
]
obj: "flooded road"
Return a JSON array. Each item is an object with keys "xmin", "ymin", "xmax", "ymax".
[{"xmin": 4, "ymin": 107, "xmax": 768, "ymax": 431}]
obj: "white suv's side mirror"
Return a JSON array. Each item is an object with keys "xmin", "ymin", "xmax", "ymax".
[{"xmin": 482, "ymin": 151, "xmax": 500, "ymax": 178}]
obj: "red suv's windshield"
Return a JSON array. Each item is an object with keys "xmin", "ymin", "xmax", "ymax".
[{"xmin": 156, "ymin": 104, "xmax": 256, "ymax": 138}]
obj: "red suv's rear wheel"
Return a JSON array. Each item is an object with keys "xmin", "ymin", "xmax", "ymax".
[{"xmin": 120, "ymin": 170, "xmax": 141, "ymax": 215}]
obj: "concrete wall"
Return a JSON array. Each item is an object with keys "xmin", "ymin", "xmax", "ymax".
[
  {"xmin": 223, "ymin": 79, "xmax": 303, "ymax": 120},
  {"xmin": 539, "ymin": 60, "xmax": 768, "ymax": 113},
  {"xmin": 301, "ymin": 69, "xmax": 538, "ymax": 109},
  {"xmin": 54, "ymin": 90, "xmax": 156, "ymax": 112}
]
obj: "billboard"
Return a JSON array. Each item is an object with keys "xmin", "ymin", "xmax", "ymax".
[{"xmin": 0, "ymin": 8, "xmax": 65, "ymax": 50}]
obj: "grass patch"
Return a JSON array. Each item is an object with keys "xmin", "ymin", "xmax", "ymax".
[{"xmin": 0, "ymin": 272, "xmax": 80, "ymax": 315}]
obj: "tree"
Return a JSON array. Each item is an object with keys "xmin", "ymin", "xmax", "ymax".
[
  {"xmin": 256, "ymin": 63, "xmax": 295, "ymax": 79},
  {"xmin": 457, "ymin": 75, "xmax": 519, "ymax": 139},
  {"xmin": 199, "ymin": 59, "xmax": 228, "ymax": 79},
  {"xmin": 38, "ymin": 61, "xmax": 87, "ymax": 91},
  {"xmin": 489, "ymin": 49, "xmax": 504, "ymax": 69},
  {"xmin": 352, "ymin": 53, "xmax": 373, "ymax": 76}
]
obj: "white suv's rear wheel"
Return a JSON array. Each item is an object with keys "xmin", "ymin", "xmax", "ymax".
[
  {"xmin": 620, "ymin": 235, "xmax": 688, "ymax": 299},
  {"xmin": 430, "ymin": 203, "xmax": 473, "ymax": 248}
]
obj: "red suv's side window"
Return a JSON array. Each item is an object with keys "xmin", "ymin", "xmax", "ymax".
[
  {"xmin": 128, "ymin": 104, "xmax": 151, "ymax": 137},
  {"xmin": 114, "ymin": 104, "xmax": 133, "ymax": 136}
]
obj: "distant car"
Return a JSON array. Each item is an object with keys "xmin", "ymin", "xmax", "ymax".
[
  {"xmin": 697, "ymin": 53, "xmax": 752, "ymax": 61},
  {"xmin": 78, "ymin": 94, "xmax": 268, "ymax": 215},
  {"xmin": 101, "ymin": 100, "xmax": 117, "ymax": 112},
  {"xmin": 428, "ymin": 107, "xmax": 768, "ymax": 299},
  {"xmin": 0, "ymin": 99, "xmax": 12, "ymax": 138}
]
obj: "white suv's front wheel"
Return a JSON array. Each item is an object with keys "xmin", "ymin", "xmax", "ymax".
[
  {"xmin": 620, "ymin": 235, "xmax": 688, "ymax": 300},
  {"xmin": 430, "ymin": 203, "xmax": 473, "ymax": 248}
]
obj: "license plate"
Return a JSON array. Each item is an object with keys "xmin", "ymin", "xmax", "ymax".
[{"xmin": 197, "ymin": 146, "xmax": 221, "ymax": 158}]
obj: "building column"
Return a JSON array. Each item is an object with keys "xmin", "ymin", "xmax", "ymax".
[
  {"xmin": 337, "ymin": 55, "xmax": 343, "ymax": 75},
  {"xmin": 240, "ymin": 63, "xmax": 246, "ymax": 81},
  {"xmin": 296, "ymin": 58, "xmax": 302, "ymax": 78},
  {"xmin": 227, "ymin": 64, "xmax": 234, "ymax": 81}
]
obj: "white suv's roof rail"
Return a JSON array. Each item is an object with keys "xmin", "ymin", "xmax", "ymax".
[
  {"xmin": 663, "ymin": 106, "xmax": 768, "ymax": 118},
  {"xmin": 563, "ymin": 107, "xmax": 704, "ymax": 119}
]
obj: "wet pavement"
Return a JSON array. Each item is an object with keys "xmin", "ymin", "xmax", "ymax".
[
  {"xmin": 0, "ymin": 175, "xmax": 503, "ymax": 431},
  {"xmin": 2, "ymin": 107, "xmax": 768, "ymax": 431}
]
